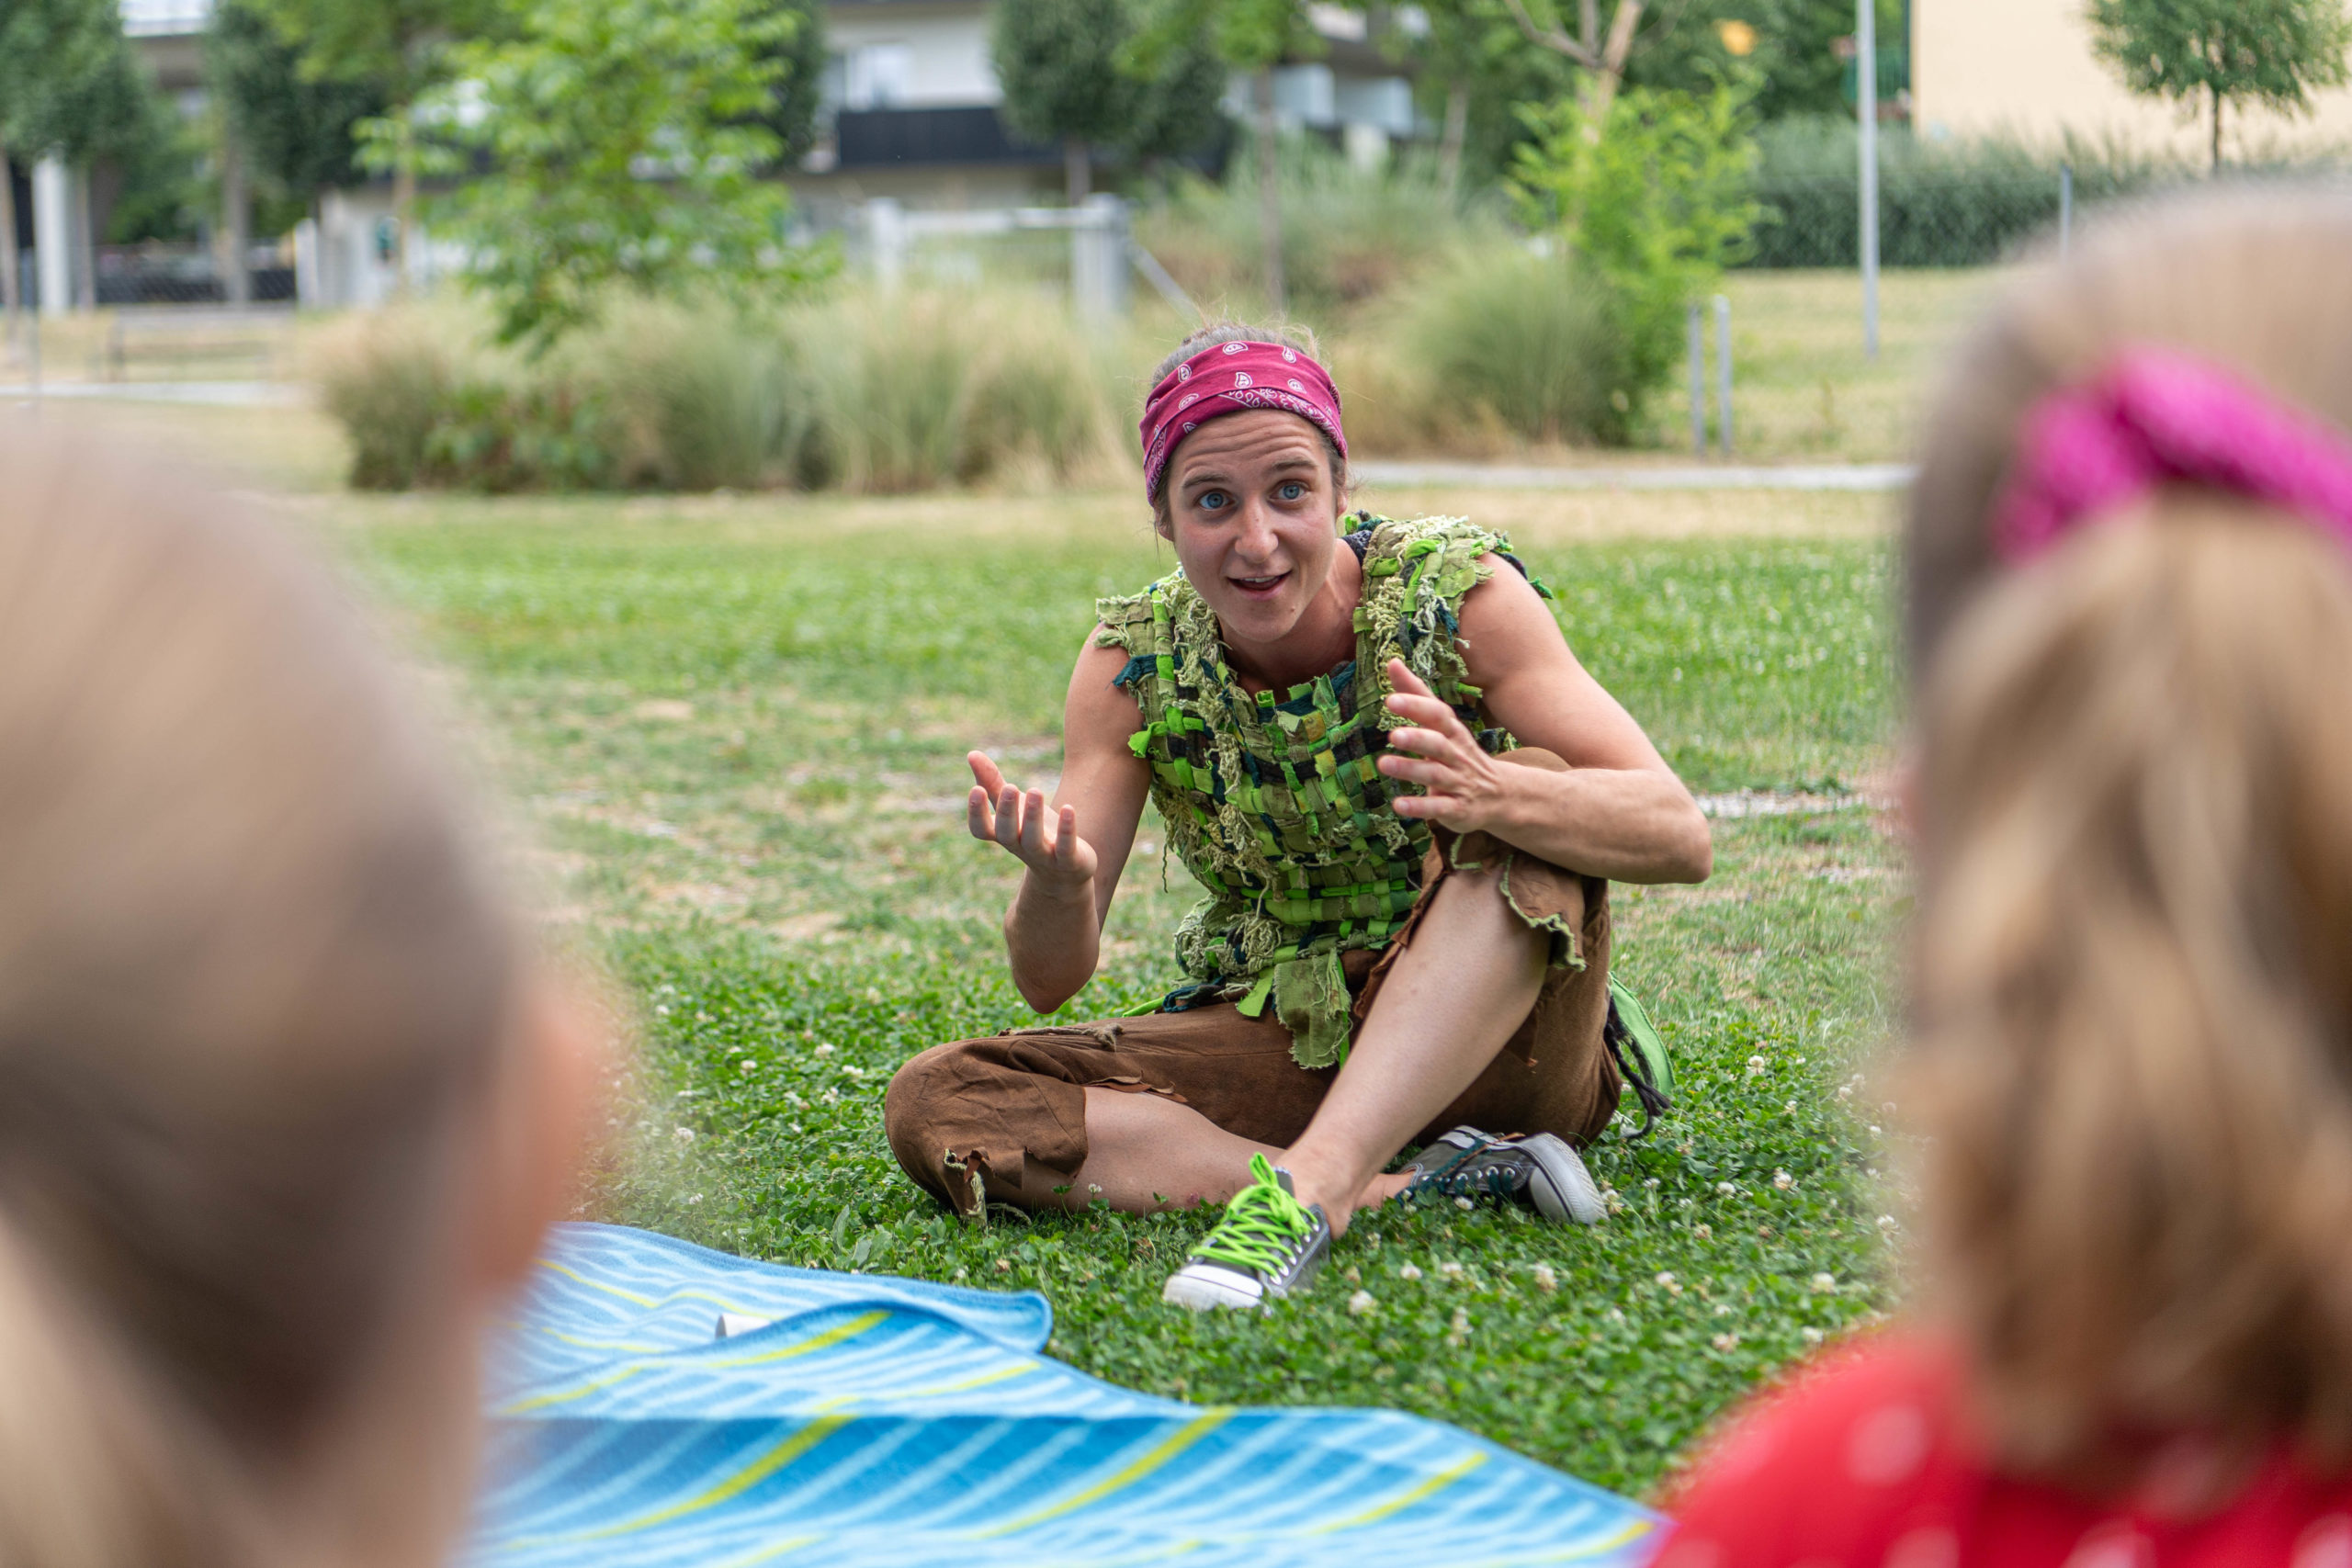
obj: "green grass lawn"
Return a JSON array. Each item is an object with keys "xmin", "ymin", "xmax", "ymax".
[{"xmin": 337, "ymin": 484, "xmax": 1910, "ymax": 1499}]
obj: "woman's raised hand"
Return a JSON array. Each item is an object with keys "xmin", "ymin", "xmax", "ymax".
[
  {"xmin": 1375, "ymin": 660, "xmax": 1517, "ymax": 834},
  {"xmin": 967, "ymin": 750, "xmax": 1098, "ymax": 890}
]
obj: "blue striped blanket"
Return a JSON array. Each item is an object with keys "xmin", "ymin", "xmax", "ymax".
[{"xmin": 469, "ymin": 1223, "xmax": 1660, "ymax": 1567}]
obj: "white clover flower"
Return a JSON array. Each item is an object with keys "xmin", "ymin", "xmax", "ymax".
[
  {"xmin": 673, "ymin": 1126, "xmax": 696, "ymax": 1145},
  {"xmin": 738, "ymin": 1058, "xmax": 759, "ymax": 1074},
  {"xmin": 1811, "ymin": 1272, "xmax": 1838, "ymax": 1293},
  {"xmin": 1693, "ymin": 1224, "xmax": 1713, "ymax": 1240},
  {"xmin": 1868, "ymin": 1124, "xmax": 1883, "ymax": 1136},
  {"xmin": 1773, "ymin": 1169, "xmax": 1795, "ymax": 1190},
  {"xmin": 1802, "ymin": 1326, "xmax": 1825, "ymax": 1345},
  {"xmin": 1451, "ymin": 1307, "xmax": 1472, "ymax": 1334},
  {"xmin": 1398, "ymin": 1263, "xmax": 1423, "ymax": 1281},
  {"xmin": 687, "ymin": 1193, "xmax": 704, "ymax": 1205},
  {"xmin": 1716, "ymin": 1180, "xmax": 1737, "ymax": 1196},
  {"xmin": 1746, "ymin": 1055, "xmax": 1768, "ymax": 1076},
  {"xmin": 1836, "ymin": 1084, "xmax": 1853, "ymax": 1100},
  {"xmin": 1643, "ymin": 1177, "xmax": 1661, "ymax": 1190},
  {"xmin": 1532, "ymin": 1264, "xmax": 1557, "ymax": 1292},
  {"xmin": 1712, "ymin": 1332, "xmax": 1738, "ymax": 1351},
  {"xmin": 1453, "ymin": 1196, "xmax": 1474, "ymax": 1211},
  {"xmin": 1655, "ymin": 1271, "xmax": 1682, "ymax": 1296},
  {"xmin": 813, "ymin": 1043, "xmax": 835, "ymax": 1056},
  {"xmin": 1348, "ymin": 1291, "xmax": 1378, "ymax": 1316},
  {"xmin": 1877, "ymin": 1214, "xmax": 1898, "ymax": 1231}
]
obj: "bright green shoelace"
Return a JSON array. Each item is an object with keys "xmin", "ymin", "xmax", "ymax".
[{"xmin": 1190, "ymin": 1153, "xmax": 1316, "ymax": 1274}]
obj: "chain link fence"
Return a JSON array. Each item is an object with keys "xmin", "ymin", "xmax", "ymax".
[{"xmin": 95, "ymin": 245, "xmax": 296, "ymax": 306}]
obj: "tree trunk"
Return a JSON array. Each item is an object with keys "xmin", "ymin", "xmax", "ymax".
[
  {"xmin": 0, "ymin": 141, "xmax": 19, "ymax": 347},
  {"xmin": 1438, "ymin": 79, "xmax": 1469, "ymax": 197},
  {"xmin": 1255, "ymin": 67, "xmax": 1285, "ymax": 315},
  {"xmin": 1577, "ymin": 0, "xmax": 1644, "ymax": 140},
  {"xmin": 393, "ymin": 152, "xmax": 416, "ymax": 292},
  {"xmin": 2211, "ymin": 83, "xmax": 2222, "ymax": 174},
  {"xmin": 1064, "ymin": 139, "xmax": 1091, "ymax": 202},
  {"xmin": 219, "ymin": 136, "xmax": 252, "ymax": 307}
]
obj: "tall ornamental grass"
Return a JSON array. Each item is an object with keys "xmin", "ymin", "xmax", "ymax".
[{"xmin": 313, "ymin": 288, "xmax": 1132, "ymax": 494}]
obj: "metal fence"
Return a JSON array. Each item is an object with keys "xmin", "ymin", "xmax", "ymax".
[{"xmin": 94, "ymin": 245, "xmax": 296, "ymax": 307}]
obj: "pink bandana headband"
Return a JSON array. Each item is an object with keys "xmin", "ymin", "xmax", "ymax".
[
  {"xmin": 1992, "ymin": 348, "xmax": 2352, "ymax": 563},
  {"xmin": 1138, "ymin": 340, "xmax": 1348, "ymax": 502}
]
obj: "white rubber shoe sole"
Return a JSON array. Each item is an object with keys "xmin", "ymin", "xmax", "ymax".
[
  {"xmin": 1520, "ymin": 1133, "xmax": 1608, "ymax": 1224},
  {"xmin": 1161, "ymin": 1263, "xmax": 1272, "ymax": 1311}
]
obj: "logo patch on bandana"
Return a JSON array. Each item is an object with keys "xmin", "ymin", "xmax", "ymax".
[
  {"xmin": 1287, "ymin": 378, "xmax": 1305, "ymax": 392},
  {"xmin": 1178, "ymin": 392, "xmax": 1200, "ymax": 410},
  {"xmin": 1234, "ymin": 371, "xmax": 1253, "ymax": 388},
  {"xmin": 1176, "ymin": 363, "xmax": 1192, "ymax": 382},
  {"xmin": 1223, "ymin": 342, "xmax": 1250, "ymax": 355}
]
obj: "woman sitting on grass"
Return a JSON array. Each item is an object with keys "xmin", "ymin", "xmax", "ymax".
[
  {"xmin": 884, "ymin": 323, "xmax": 1713, "ymax": 1310},
  {"xmin": 0, "ymin": 420, "xmax": 593, "ymax": 1567},
  {"xmin": 1656, "ymin": 193, "xmax": 2352, "ymax": 1562}
]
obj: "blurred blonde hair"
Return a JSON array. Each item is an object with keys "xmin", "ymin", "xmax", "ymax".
[
  {"xmin": 0, "ymin": 418, "xmax": 519, "ymax": 1563},
  {"xmin": 1905, "ymin": 190, "xmax": 2352, "ymax": 1475}
]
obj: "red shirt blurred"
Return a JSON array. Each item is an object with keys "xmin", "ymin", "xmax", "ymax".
[{"xmin": 1650, "ymin": 1333, "xmax": 2352, "ymax": 1568}]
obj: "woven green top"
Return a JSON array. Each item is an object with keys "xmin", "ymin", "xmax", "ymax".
[{"xmin": 1094, "ymin": 513, "xmax": 1542, "ymax": 1066}]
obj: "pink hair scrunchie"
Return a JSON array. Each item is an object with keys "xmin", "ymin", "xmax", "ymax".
[{"xmin": 1992, "ymin": 348, "xmax": 2352, "ymax": 563}]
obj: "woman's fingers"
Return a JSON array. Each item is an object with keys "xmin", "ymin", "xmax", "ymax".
[
  {"xmin": 1019, "ymin": 787, "xmax": 1056, "ymax": 863},
  {"xmin": 1054, "ymin": 805, "xmax": 1080, "ymax": 869},
  {"xmin": 993, "ymin": 784, "xmax": 1023, "ymax": 849},
  {"xmin": 967, "ymin": 784, "xmax": 994, "ymax": 840},
  {"xmin": 968, "ymin": 750, "xmax": 1007, "ymax": 795},
  {"xmin": 1385, "ymin": 659, "xmax": 1433, "ymax": 698}
]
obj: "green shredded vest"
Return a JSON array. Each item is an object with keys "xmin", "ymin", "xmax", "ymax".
[{"xmin": 1094, "ymin": 513, "xmax": 1547, "ymax": 1066}]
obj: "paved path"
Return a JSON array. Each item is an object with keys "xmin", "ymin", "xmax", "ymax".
[
  {"xmin": 1357, "ymin": 458, "xmax": 1915, "ymax": 491},
  {"xmin": 0, "ymin": 379, "xmax": 309, "ymax": 407}
]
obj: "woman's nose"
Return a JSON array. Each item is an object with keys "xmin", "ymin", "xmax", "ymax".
[{"xmin": 1233, "ymin": 501, "xmax": 1281, "ymax": 560}]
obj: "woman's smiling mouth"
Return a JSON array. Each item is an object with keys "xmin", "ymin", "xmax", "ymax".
[{"xmin": 1228, "ymin": 570, "xmax": 1291, "ymax": 598}]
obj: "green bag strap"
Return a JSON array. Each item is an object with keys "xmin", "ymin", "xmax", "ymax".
[{"xmin": 1603, "ymin": 976, "xmax": 1676, "ymax": 1139}]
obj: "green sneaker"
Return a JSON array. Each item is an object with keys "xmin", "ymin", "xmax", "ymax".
[
  {"xmin": 1397, "ymin": 1126, "xmax": 1607, "ymax": 1224},
  {"xmin": 1162, "ymin": 1153, "xmax": 1332, "ymax": 1311}
]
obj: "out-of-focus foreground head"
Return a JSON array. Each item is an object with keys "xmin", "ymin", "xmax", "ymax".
[
  {"xmin": 1904, "ymin": 191, "xmax": 2352, "ymax": 1476},
  {"xmin": 0, "ymin": 418, "xmax": 575, "ymax": 1567}
]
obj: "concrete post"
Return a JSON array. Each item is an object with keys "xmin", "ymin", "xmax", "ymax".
[
  {"xmin": 1687, "ymin": 302, "xmax": 1705, "ymax": 457},
  {"xmin": 867, "ymin": 197, "xmax": 905, "ymax": 290},
  {"xmin": 1073, "ymin": 195, "xmax": 1129, "ymax": 321},
  {"xmin": 1714, "ymin": 294, "xmax": 1734, "ymax": 455},
  {"xmin": 294, "ymin": 217, "xmax": 322, "ymax": 308},
  {"xmin": 32, "ymin": 157, "xmax": 70, "ymax": 317}
]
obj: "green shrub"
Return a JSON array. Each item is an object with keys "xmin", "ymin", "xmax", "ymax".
[
  {"xmin": 1510, "ymin": 84, "xmax": 1761, "ymax": 439},
  {"xmin": 1393, "ymin": 246, "xmax": 1630, "ymax": 446},
  {"xmin": 1740, "ymin": 116, "xmax": 2229, "ymax": 267}
]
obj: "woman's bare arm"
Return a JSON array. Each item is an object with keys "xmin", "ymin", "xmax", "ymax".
[
  {"xmin": 967, "ymin": 632, "xmax": 1152, "ymax": 1012},
  {"xmin": 1375, "ymin": 561, "xmax": 1712, "ymax": 884}
]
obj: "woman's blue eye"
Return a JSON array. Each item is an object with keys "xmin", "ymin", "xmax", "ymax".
[
  {"xmin": 1198, "ymin": 491, "xmax": 1230, "ymax": 512},
  {"xmin": 1277, "ymin": 481, "xmax": 1306, "ymax": 502}
]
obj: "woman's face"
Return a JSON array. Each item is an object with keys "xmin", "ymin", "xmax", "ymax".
[{"xmin": 1157, "ymin": 410, "xmax": 1343, "ymax": 648}]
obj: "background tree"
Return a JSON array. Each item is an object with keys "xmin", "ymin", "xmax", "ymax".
[
  {"xmin": 994, "ymin": 0, "xmax": 1227, "ymax": 198},
  {"xmin": 2088, "ymin": 0, "xmax": 2352, "ymax": 172},
  {"xmin": 0, "ymin": 0, "xmax": 156, "ymax": 327},
  {"xmin": 252, "ymin": 0, "xmax": 504, "ymax": 276},
  {"xmin": 748, "ymin": 0, "xmax": 828, "ymax": 168},
  {"xmin": 992, "ymin": 0, "xmax": 1134, "ymax": 199},
  {"xmin": 208, "ymin": 0, "xmax": 385, "ymax": 220},
  {"xmin": 1132, "ymin": 0, "xmax": 1324, "ymax": 311},
  {"xmin": 394, "ymin": 0, "xmax": 826, "ymax": 350}
]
